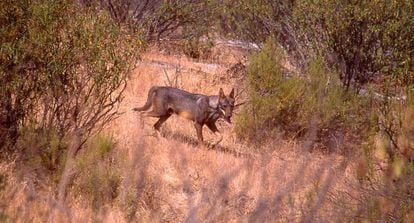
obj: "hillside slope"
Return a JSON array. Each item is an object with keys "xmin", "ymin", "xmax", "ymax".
[{"xmin": 105, "ymin": 45, "xmax": 357, "ymax": 222}]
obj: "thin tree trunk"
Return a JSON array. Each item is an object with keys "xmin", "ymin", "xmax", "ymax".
[{"xmin": 58, "ymin": 129, "xmax": 83, "ymax": 202}]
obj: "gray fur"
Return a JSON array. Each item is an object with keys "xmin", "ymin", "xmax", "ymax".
[{"xmin": 133, "ymin": 86, "xmax": 235, "ymax": 145}]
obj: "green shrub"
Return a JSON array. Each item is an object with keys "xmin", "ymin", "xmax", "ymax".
[
  {"xmin": 236, "ymin": 38, "xmax": 372, "ymax": 151},
  {"xmin": 235, "ymin": 38, "xmax": 304, "ymax": 142},
  {"xmin": 74, "ymin": 134, "xmax": 121, "ymax": 210}
]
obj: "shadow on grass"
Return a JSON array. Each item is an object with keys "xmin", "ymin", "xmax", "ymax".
[{"xmin": 160, "ymin": 129, "xmax": 250, "ymax": 158}]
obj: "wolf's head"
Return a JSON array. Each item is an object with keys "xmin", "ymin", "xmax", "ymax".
[{"xmin": 218, "ymin": 88, "xmax": 235, "ymax": 123}]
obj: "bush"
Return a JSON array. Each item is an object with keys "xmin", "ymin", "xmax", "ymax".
[
  {"xmin": 218, "ymin": 0, "xmax": 414, "ymax": 89},
  {"xmin": 0, "ymin": 0, "xmax": 142, "ymax": 201},
  {"xmin": 236, "ymin": 38, "xmax": 372, "ymax": 152},
  {"xmin": 294, "ymin": 0, "xmax": 414, "ymax": 89},
  {"xmin": 235, "ymin": 38, "xmax": 304, "ymax": 142},
  {"xmin": 356, "ymin": 95, "xmax": 414, "ymax": 221},
  {"xmin": 181, "ymin": 37, "xmax": 214, "ymax": 59},
  {"xmin": 236, "ymin": 36, "xmax": 412, "ymax": 221},
  {"xmin": 96, "ymin": 0, "xmax": 217, "ymax": 43},
  {"xmin": 0, "ymin": 0, "xmax": 143, "ymax": 151},
  {"xmin": 74, "ymin": 134, "xmax": 121, "ymax": 210},
  {"xmin": 16, "ymin": 126, "xmax": 67, "ymax": 181}
]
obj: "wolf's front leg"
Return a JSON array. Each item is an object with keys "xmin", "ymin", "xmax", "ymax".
[
  {"xmin": 212, "ymin": 132, "xmax": 223, "ymax": 147},
  {"xmin": 206, "ymin": 122, "xmax": 222, "ymax": 147}
]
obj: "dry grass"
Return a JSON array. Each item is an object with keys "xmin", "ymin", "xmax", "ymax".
[
  {"xmin": 0, "ymin": 137, "xmax": 357, "ymax": 222},
  {"xmin": 0, "ymin": 46, "xmax": 362, "ymax": 222}
]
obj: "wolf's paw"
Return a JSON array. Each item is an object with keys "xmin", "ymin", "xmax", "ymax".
[
  {"xmin": 203, "ymin": 141, "xmax": 216, "ymax": 149},
  {"xmin": 196, "ymin": 141, "xmax": 208, "ymax": 150},
  {"xmin": 210, "ymin": 134, "xmax": 223, "ymax": 148}
]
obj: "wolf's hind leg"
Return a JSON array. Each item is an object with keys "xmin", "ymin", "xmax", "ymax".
[{"xmin": 154, "ymin": 114, "xmax": 171, "ymax": 131}]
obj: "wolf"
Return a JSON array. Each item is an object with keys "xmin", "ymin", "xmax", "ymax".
[{"xmin": 133, "ymin": 86, "xmax": 235, "ymax": 146}]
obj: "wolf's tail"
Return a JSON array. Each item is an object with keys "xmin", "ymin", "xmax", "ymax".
[{"xmin": 132, "ymin": 87, "xmax": 157, "ymax": 112}]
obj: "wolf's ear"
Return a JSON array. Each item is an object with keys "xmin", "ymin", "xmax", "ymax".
[
  {"xmin": 229, "ymin": 88, "xmax": 235, "ymax": 99},
  {"xmin": 219, "ymin": 88, "xmax": 225, "ymax": 99}
]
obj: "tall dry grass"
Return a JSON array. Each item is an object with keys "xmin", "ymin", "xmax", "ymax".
[
  {"xmin": 0, "ymin": 46, "xmax": 376, "ymax": 222},
  {"xmin": 0, "ymin": 134, "xmax": 357, "ymax": 222}
]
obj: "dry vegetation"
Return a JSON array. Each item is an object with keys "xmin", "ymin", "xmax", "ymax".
[
  {"xmin": 1, "ymin": 0, "xmax": 413, "ymax": 222},
  {"xmin": 1, "ymin": 45, "xmax": 371, "ymax": 222}
]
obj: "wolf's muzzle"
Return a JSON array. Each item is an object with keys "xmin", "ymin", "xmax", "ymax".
[{"xmin": 224, "ymin": 115, "xmax": 232, "ymax": 123}]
